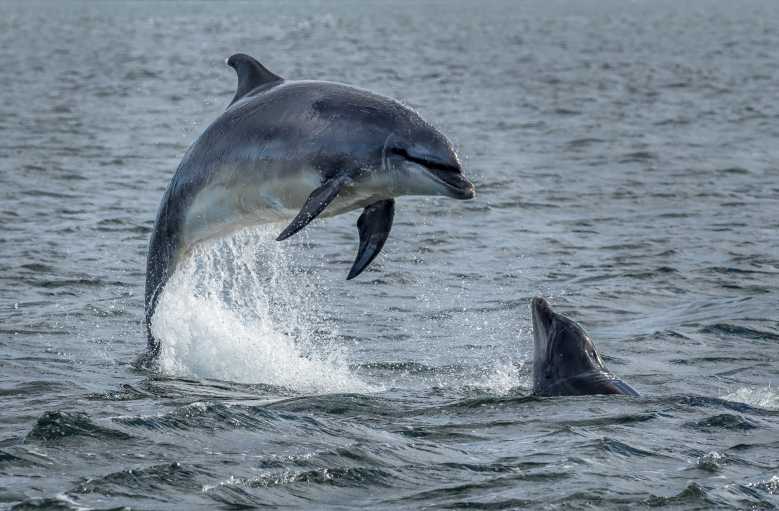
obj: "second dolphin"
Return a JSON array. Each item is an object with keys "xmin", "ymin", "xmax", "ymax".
[{"xmin": 531, "ymin": 297, "xmax": 639, "ymax": 397}]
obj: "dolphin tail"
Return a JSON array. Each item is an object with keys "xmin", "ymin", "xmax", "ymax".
[
  {"xmin": 276, "ymin": 175, "xmax": 351, "ymax": 241},
  {"xmin": 348, "ymin": 200, "xmax": 394, "ymax": 280}
]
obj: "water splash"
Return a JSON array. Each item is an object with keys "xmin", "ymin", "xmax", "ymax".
[
  {"xmin": 151, "ymin": 227, "xmax": 372, "ymax": 394},
  {"xmin": 475, "ymin": 359, "xmax": 527, "ymax": 395},
  {"xmin": 723, "ymin": 385, "xmax": 779, "ymax": 411}
]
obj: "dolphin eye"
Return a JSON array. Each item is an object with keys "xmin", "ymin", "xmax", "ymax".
[{"xmin": 389, "ymin": 147, "xmax": 459, "ymax": 173}]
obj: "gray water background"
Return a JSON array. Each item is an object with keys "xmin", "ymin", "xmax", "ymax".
[{"xmin": 1, "ymin": 0, "xmax": 779, "ymax": 509}]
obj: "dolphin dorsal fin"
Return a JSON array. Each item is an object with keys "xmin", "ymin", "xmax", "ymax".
[{"xmin": 226, "ymin": 53, "xmax": 282, "ymax": 106}]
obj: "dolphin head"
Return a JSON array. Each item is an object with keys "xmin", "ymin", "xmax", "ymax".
[
  {"xmin": 303, "ymin": 86, "xmax": 475, "ymax": 202},
  {"xmin": 381, "ymin": 126, "xmax": 475, "ymax": 200},
  {"xmin": 531, "ymin": 297, "xmax": 619, "ymax": 396}
]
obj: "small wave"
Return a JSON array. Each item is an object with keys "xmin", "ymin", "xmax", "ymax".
[
  {"xmin": 26, "ymin": 411, "xmax": 132, "ymax": 443},
  {"xmin": 644, "ymin": 482, "xmax": 717, "ymax": 507},
  {"xmin": 589, "ymin": 437, "xmax": 660, "ymax": 458},
  {"xmin": 551, "ymin": 107, "xmax": 580, "ymax": 116},
  {"xmin": 30, "ymin": 277, "xmax": 112, "ymax": 289},
  {"xmin": 0, "ymin": 449, "xmax": 26, "ymax": 465},
  {"xmin": 701, "ymin": 323, "xmax": 779, "ymax": 342},
  {"xmin": 618, "ymin": 150, "xmax": 657, "ymax": 163},
  {"xmin": 397, "ymin": 471, "xmax": 567, "ymax": 506},
  {"xmin": 9, "ymin": 494, "xmax": 101, "ymax": 511},
  {"xmin": 666, "ymin": 394, "xmax": 774, "ymax": 415},
  {"xmin": 113, "ymin": 401, "xmax": 279, "ymax": 432},
  {"xmin": 562, "ymin": 412, "xmax": 658, "ymax": 428},
  {"xmin": 717, "ymin": 166, "xmax": 751, "ymax": 175},
  {"xmin": 0, "ymin": 381, "xmax": 72, "ymax": 397},
  {"xmin": 71, "ymin": 461, "xmax": 205, "ymax": 499},
  {"xmin": 565, "ymin": 137, "xmax": 606, "ymax": 149},
  {"xmin": 204, "ymin": 482, "xmax": 271, "ymax": 508},
  {"xmin": 429, "ymin": 395, "xmax": 540, "ymax": 414},
  {"xmin": 0, "ymin": 447, "xmax": 52, "ymax": 468},
  {"xmin": 266, "ymin": 393, "xmax": 401, "ymax": 417},
  {"xmin": 397, "ymin": 424, "xmax": 487, "ymax": 442},
  {"xmin": 152, "ymin": 228, "xmax": 373, "ymax": 394},
  {"xmin": 201, "ymin": 466, "xmax": 398, "ymax": 507},
  {"xmin": 202, "ymin": 443, "xmax": 405, "ymax": 500},
  {"xmin": 688, "ymin": 413, "xmax": 759, "ymax": 432},
  {"xmin": 723, "ymin": 386, "xmax": 779, "ymax": 411}
]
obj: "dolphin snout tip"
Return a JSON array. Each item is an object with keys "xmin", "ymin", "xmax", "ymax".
[
  {"xmin": 454, "ymin": 175, "xmax": 476, "ymax": 199},
  {"xmin": 531, "ymin": 296, "xmax": 551, "ymax": 317},
  {"xmin": 447, "ymin": 184, "xmax": 475, "ymax": 200}
]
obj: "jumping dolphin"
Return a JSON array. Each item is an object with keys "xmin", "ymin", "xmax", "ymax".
[
  {"xmin": 141, "ymin": 53, "xmax": 475, "ymax": 364},
  {"xmin": 531, "ymin": 297, "xmax": 639, "ymax": 396}
]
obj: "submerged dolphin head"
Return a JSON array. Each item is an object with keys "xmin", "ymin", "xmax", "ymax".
[{"xmin": 531, "ymin": 297, "xmax": 638, "ymax": 397}]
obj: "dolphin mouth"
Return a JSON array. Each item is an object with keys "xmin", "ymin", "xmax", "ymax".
[
  {"xmin": 426, "ymin": 168, "xmax": 476, "ymax": 199},
  {"xmin": 389, "ymin": 146, "xmax": 475, "ymax": 199}
]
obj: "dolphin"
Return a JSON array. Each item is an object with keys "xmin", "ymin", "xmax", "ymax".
[
  {"xmin": 140, "ymin": 53, "xmax": 475, "ymax": 364},
  {"xmin": 531, "ymin": 297, "xmax": 639, "ymax": 396}
]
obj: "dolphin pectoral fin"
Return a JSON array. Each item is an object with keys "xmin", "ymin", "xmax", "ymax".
[
  {"xmin": 276, "ymin": 176, "xmax": 350, "ymax": 241},
  {"xmin": 347, "ymin": 199, "xmax": 395, "ymax": 280}
]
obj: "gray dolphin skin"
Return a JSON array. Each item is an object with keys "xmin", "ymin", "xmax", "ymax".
[
  {"xmin": 531, "ymin": 297, "xmax": 639, "ymax": 397},
  {"xmin": 141, "ymin": 53, "xmax": 475, "ymax": 364}
]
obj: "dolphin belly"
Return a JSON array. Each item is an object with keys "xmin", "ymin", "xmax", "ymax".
[
  {"xmin": 179, "ymin": 163, "xmax": 383, "ymax": 257},
  {"xmin": 180, "ymin": 163, "xmax": 318, "ymax": 251}
]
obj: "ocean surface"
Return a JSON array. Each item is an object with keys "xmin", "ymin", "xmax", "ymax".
[{"xmin": 2, "ymin": 1, "xmax": 779, "ymax": 509}]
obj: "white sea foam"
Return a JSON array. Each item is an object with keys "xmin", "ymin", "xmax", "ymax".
[
  {"xmin": 723, "ymin": 385, "xmax": 779, "ymax": 411},
  {"xmin": 476, "ymin": 359, "xmax": 527, "ymax": 395},
  {"xmin": 151, "ymin": 227, "xmax": 372, "ymax": 394}
]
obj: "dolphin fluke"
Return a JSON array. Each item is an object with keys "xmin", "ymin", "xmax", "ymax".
[
  {"xmin": 276, "ymin": 175, "xmax": 351, "ymax": 241},
  {"xmin": 226, "ymin": 53, "xmax": 283, "ymax": 106},
  {"xmin": 348, "ymin": 199, "xmax": 395, "ymax": 280}
]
